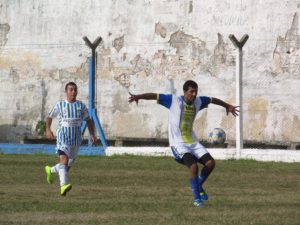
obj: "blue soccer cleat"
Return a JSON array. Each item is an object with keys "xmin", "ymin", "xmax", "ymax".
[
  {"xmin": 200, "ymin": 191, "xmax": 208, "ymax": 201},
  {"xmin": 193, "ymin": 199, "xmax": 204, "ymax": 207},
  {"xmin": 199, "ymin": 186, "xmax": 208, "ymax": 200}
]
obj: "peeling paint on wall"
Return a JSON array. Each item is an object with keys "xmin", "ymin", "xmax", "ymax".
[
  {"xmin": 113, "ymin": 35, "xmax": 124, "ymax": 52},
  {"xmin": 155, "ymin": 22, "xmax": 167, "ymax": 38},
  {"xmin": 114, "ymin": 73, "xmax": 131, "ymax": 88},
  {"xmin": 273, "ymin": 12, "xmax": 300, "ymax": 76},
  {"xmin": 169, "ymin": 30, "xmax": 209, "ymax": 58}
]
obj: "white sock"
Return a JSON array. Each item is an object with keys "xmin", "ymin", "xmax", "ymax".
[
  {"xmin": 50, "ymin": 163, "xmax": 60, "ymax": 173},
  {"xmin": 58, "ymin": 164, "xmax": 68, "ymax": 186}
]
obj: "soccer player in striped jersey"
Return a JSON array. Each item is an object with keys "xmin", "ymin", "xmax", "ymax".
[
  {"xmin": 128, "ymin": 80, "xmax": 239, "ymax": 207},
  {"xmin": 44, "ymin": 82, "xmax": 95, "ymax": 196}
]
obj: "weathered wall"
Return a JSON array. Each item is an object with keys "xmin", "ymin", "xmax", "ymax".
[{"xmin": 0, "ymin": 0, "xmax": 299, "ymax": 144}]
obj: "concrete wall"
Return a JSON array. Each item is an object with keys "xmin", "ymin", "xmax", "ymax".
[{"xmin": 0, "ymin": 0, "xmax": 299, "ymax": 144}]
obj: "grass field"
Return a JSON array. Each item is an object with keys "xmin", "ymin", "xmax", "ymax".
[{"xmin": 0, "ymin": 154, "xmax": 300, "ymax": 225}]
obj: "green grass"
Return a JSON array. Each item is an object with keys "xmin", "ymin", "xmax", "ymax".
[{"xmin": 0, "ymin": 154, "xmax": 300, "ymax": 225}]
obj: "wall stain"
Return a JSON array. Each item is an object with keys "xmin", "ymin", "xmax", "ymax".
[
  {"xmin": 0, "ymin": 23, "xmax": 10, "ymax": 50},
  {"xmin": 111, "ymin": 112, "xmax": 153, "ymax": 138},
  {"xmin": 282, "ymin": 115, "xmax": 300, "ymax": 142},
  {"xmin": 244, "ymin": 97, "xmax": 268, "ymax": 141},
  {"xmin": 113, "ymin": 35, "xmax": 124, "ymax": 52},
  {"xmin": 169, "ymin": 30, "xmax": 209, "ymax": 58},
  {"xmin": 155, "ymin": 22, "xmax": 167, "ymax": 38},
  {"xmin": 188, "ymin": 1, "xmax": 193, "ymax": 13},
  {"xmin": 114, "ymin": 72, "xmax": 131, "ymax": 88},
  {"xmin": 273, "ymin": 12, "xmax": 300, "ymax": 76},
  {"xmin": 112, "ymin": 92, "xmax": 130, "ymax": 113}
]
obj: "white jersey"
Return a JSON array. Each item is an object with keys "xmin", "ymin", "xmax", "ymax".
[
  {"xmin": 48, "ymin": 100, "xmax": 89, "ymax": 148},
  {"xmin": 157, "ymin": 94, "xmax": 211, "ymax": 147}
]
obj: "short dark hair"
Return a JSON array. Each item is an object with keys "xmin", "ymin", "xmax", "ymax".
[
  {"xmin": 65, "ymin": 82, "xmax": 77, "ymax": 91},
  {"xmin": 183, "ymin": 80, "xmax": 198, "ymax": 92}
]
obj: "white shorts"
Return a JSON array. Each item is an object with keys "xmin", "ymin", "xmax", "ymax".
[
  {"xmin": 171, "ymin": 142, "xmax": 208, "ymax": 162},
  {"xmin": 56, "ymin": 145, "xmax": 79, "ymax": 166}
]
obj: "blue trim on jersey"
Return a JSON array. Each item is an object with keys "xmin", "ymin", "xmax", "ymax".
[
  {"xmin": 199, "ymin": 96, "xmax": 211, "ymax": 110},
  {"xmin": 158, "ymin": 94, "xmax": 172, "ymax": 109},
  {"xmin": 171, "ymin": 146, "xmax": 182, "ymax": 163}
]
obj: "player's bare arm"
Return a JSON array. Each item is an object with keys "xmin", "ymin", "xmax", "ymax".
[
  {"xmin": 211, "ymin": 97, "xmax": 239, "ymax": 117},
  {"xmin": 45, "ymin": 117, "xmax": 54, "ymax": 139},
  {"xmin": 86, "ymin": 118, "xmax": 95, "ymax": 145},
  {"xmin": 128, "ymin": 92, "xmax": 157, "ymax": 104}
]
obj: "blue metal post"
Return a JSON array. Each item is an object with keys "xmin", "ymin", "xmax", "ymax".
[
  {"xmin": 88, "ymin": 56, "xmax": 95, "ymax": 146},
  {"xmin": 89, "ymin": 56, "xmax": 95, "ymax": 112},
  {"xmin": 82, "ymin": 36, "xmax": 108, "ymax": 149}
]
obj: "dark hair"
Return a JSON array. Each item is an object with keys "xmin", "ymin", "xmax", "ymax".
[
  {"xmin": 65, "ymin": 82, "xmax": 77, "ymax": 91},
  {"xmin": 183, "ymin": 80, "xmax": 198, "ymax": 92}
]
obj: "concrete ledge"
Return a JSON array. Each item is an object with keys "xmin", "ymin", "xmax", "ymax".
[
  {"xmin": 105, "ymin": 147, "xmax": 300, "ymax": 163},
  {"xmin": 1, "ymin": 144, "xmax": 300, "ymax": 163}
]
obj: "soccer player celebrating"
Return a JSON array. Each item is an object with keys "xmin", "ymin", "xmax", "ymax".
[
  {"xmin": 128, "ymin": 80, "xmax": 239, "ymax": 207},
  {"xmin": 45, "ymin": 82, "xmax": 95, "ymax": 196}
]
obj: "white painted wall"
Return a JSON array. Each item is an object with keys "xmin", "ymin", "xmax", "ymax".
[{"xmin": 0, "ymin": 0, "xmax": 299, "ymax": 145}]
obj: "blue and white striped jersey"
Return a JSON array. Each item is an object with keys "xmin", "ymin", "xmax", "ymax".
[{"xmin": 49, "ymin": 100, "xmax": 89, "ymax": 147}]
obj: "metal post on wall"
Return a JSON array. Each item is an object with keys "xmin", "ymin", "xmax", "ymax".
[
  {"xmin": 229, "ymin": 34, "xmax": 249, "ymax": 158},
  {"xmin": 81, "ymin": 36, "xmax": 108, "ymax": 149}
]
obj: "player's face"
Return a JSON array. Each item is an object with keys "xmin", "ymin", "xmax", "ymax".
[
  {"xmin": 184, "ymin": 86, "xmax": 198, "ymax": 105},
  {"xmin": 65, "ymin": 85, "xmax": 77, "ymax": 102}
]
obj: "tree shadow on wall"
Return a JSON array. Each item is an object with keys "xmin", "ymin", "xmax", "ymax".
[{"xmin": 0, "ymin": 124, "xmax": 32, "ymax": 143}]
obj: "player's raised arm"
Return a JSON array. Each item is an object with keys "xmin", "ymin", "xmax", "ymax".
[
  {"xmin": 128, "ymin": 92, "xmax": 157, "ymax": 105},
  {"xmin": 211, "ymin": 97, "xmax": 239, "ymax": 117}
]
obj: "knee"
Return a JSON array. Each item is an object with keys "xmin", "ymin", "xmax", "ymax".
[
  {"xmin": 59, "ymin": 155, "xmax": 69, "ymax": 165},
  {"xmin": 206, "ymin": 159, "xmax": 216, "ymax": 171},
  {"xmin": 190, "ymin": 163, "xmax": 199, "ymax": 175}
]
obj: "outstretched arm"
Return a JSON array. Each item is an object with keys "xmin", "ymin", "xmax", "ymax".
[
  {"xmin": 128, "ymin": 92, "xmax": 157, "ymax": 105},
  {"xmin": 211, "ymin": 97, "xmax": 239, "ymax": 117}
]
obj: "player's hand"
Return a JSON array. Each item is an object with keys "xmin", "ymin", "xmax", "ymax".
[
  {"xmin": 90, "ymin": 134, "xmax": 95, "ymax": 145},
  {"xmin": 226, "ymin": 105, "xmax": 239, "ymax": 117},
  {"xmin": 46, "ymin": 129, "xmax": 54, "ymax": 140},
  {"xmin": 128, "ymin": 92, "xmax": 139, "ymax": 105}
]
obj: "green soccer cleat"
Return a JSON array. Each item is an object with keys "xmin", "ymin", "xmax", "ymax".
[
  {"xmin": 45, "ymin": 166, "xmax": 53, "ymax": 184},
  {"xmin": 193, "ymin": 199, "xmax": 204, "ymax": 207},
  {"xmin": 199, "ymin": 185, "xmax": 208, "ymax": 200},
  {"xmin": 200, "ymin": 191, "xmax": 208, "ymax": 201},
  {"xmin": 60, "ymin": 183, "xmax": 72, "ymax": 196}
]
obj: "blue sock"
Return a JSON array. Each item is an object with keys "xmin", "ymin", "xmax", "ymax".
[
  {"xmin": 199, "ymin": 168, "xmax": 209, "ymax": 191},
  {"xmin": 190, "ymin": 177, "xmax": 200, "ymax": 201}
]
